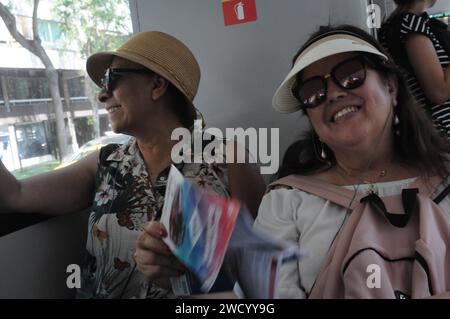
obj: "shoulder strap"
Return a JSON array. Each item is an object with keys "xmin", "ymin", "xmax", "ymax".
[
  {"xmin": 434, "ymin": 183, "xmax": 450, "ymax": 204},
  {"xmin": 429, "ymin": 17, "xmax": 450, "ymax": 57},
  {"xmin": 271, "ymin": 175, "xmax": 448, "ymax": 208},
  {"xmin": 269, "ymin": 175, "xmax": 364, "ymax": 210},
  {"xmin": 409, "ymin": 175, "xmax": 446, "ymax": 200}
]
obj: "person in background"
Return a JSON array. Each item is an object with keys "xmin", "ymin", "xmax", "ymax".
[
  {"xmin": 379, "ymin": 0, "xmax": 450, "ymax": 138},
  {"xmin": 0, "ymin": 30, "xmax": 266, "ymax": 298},
  {"xmin": 257, "ymin": 24, "xmax": 450, "ymax": 298}
]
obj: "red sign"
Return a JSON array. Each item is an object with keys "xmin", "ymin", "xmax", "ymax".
[{"xmin": 222, "ymin": 0, "xmax": 257, "ymax": 27}]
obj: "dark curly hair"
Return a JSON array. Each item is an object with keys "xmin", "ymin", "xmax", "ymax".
[{"xmin": 393, "ymin": 0, "xmax": 415, "ymax": 6}]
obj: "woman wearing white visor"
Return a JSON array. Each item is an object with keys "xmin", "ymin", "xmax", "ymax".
[{"xmin": 255, "ymin": 25, "xmax": 450, "ymax": 298}]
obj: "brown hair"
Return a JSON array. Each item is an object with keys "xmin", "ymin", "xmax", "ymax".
[
  {"xmin": 148, "ymin": 71, "xmax": 196, "ymax": 129},
  {"xmin": 387, "ymin": 0, "xmax": 425, "ymax": 22},
  {"xmin": 393, "ymin": 0, "xmax": 415, "ymax": 6},
  {"xmin": 165, "ymin": 83, "xmax": 197, "ymax": 129}
]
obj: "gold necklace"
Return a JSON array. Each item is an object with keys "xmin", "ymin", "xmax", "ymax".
[{"xmin": 335, "ymin": 162, "xmax": 388, "ymax": 194}]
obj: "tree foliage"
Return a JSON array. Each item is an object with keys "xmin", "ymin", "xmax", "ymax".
[
  {"xmin": 53, "ymin": 0, "xmax": 132, "ymax": 58},
  {"xmin": 53, "ymin": 0, "xmax": 131, "ymax": 139},
  {"xmin": 0, "ymin": 0, "xmax": 69, "ymax": 158}
]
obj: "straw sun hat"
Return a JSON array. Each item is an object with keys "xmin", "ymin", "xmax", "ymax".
[{"xmin": 86, "ymin": 30, "xmax": 201, "ymax": 105}]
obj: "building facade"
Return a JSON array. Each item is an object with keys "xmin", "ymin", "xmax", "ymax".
[{"xmin": 0, "ymin": 1, "xmax": 112, "ymax": 171}]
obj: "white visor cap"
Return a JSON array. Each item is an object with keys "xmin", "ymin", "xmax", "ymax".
[{"xmin": 272, "ymin": 33, "xmax": 388, "ymax": 113}]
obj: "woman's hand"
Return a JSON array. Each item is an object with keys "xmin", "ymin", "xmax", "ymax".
[{"xmin": 135, "ymin": 221, "xmax": 186, "ymax": 290}]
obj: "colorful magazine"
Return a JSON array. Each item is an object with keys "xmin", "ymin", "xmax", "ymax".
[
  {"xmin": 160, "ymin": 165, "xmax": 239, "ymax": 294},
  {"xmin": 225, "ymin": 210, "xmax": 304, "ymax": 298},
  {"xmin": 161, "ymin": 165, "xmax": 304, "ymax": 297}
]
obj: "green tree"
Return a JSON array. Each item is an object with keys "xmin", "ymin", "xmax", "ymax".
[
  {"xmin": 53, "ymin": 0, "xmax": 131, "ymax": 138},
  {"xmin": 0, "ymin": 0, "xmax": 69, "ymax": 158}
]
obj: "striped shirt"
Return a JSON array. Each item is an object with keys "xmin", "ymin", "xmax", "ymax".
[{"xmin": 379, "ymin": 12, "xmax": 450, "ymax": 137}]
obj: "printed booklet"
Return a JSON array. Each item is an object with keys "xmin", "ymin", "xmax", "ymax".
[{"xmin": 160, "ymin": 165, "xmax": 303, "ymax": 298}]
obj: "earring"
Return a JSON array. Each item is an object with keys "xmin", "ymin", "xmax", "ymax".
[
  {"xmin": 394, "ymin": 114, "xmax": 400, "ymax": 136},
  {"xmin": 313, "ymin": 130, "xmax": 328, "ymax": 162},
  {"xmin": 320, "ymin": 143, "xmax": 327, "ymax": 160}
]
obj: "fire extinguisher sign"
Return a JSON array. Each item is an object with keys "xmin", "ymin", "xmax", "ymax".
[{"xmin": 222, "ymin": 0, "xmax": 257, "ymax": 26}]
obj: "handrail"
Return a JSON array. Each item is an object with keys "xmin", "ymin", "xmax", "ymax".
[{"xmin": 0, "ymin": 96, "xmax": 89, "ymax": 105}]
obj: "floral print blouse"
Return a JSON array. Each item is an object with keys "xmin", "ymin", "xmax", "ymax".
[{"xmin": 77, "ymin": 138, "xmax": 230, "ymax": 298}]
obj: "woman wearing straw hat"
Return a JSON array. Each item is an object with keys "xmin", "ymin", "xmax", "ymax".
[
  {"xmin": 254, "ymin": 25, "xmax": 450, "ymax": 298},
  {"xmin": 0, "ymin": 31, "xmax": 265, "ymax": 298}
]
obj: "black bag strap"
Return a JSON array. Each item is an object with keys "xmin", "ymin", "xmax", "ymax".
[
  {"xmin": 433, "ymin": 183, "xmax": 450, "ymax": 204},
  {"xmin": 360, "ymin": 188, "xmax": 418, "ymax": 228}
]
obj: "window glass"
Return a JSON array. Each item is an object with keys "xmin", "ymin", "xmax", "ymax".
[
  {"xmin": 67, "ymin": 76, "xmax": 85, "ymax": 98},
  {"xmin": 0, "ymin": 0, "xmax": 132, "ymax": 178},
  {"xmin": 7, "ymin": 77, "xmax": 50, "ymax": 100},
  {"xmin": 37, "ymin": 20, "xmax": 63, "ymax": 44},
  {"xmin": 15, "ymin": 122, "xmax": 51, "ymax": 161}
]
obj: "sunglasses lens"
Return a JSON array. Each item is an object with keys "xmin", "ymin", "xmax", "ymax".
[
  {"xmin": 100, "ymin": 69, "xmax": 111, "ymax": 92},
  {"xmin": 294, "ymin": 57, "xmax": 367, "ymax": 109},
  {"xmin": 298, "ymin": 78, "xmax": 326, "ymax": 109},
  {"xmin": 334, "ymin": 59, "xmax": 365, "ymax": 89}
]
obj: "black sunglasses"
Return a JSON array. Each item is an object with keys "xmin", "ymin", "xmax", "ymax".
[
  {"xmin": 100, "ymin": 68, "xmax": 154, "ymax": 93},
  {"xmin": 293, "ymin": 56, "xmax": 367, "ymax": 109}
]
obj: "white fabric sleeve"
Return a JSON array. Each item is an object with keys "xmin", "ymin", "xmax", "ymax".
[
  {"xmin": 233, "ymin": 282, "xmax": 245, "ymax": 298},
  {"xmin": 254, "ymin": 188, "xmax": 307, "ymax": 298}
]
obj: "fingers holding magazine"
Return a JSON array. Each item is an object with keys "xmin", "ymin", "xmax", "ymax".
[
  {"xmin": 135, "ymin": 221, "xmax": 186, "ymax": 289},
  {"xmin": 159, "ymin": 165, "xmax": 305, "ymax": 298}
]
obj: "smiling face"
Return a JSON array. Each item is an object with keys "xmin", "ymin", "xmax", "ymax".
[
  {"xmin": 303, "ymin": 52, "xmax": 398, "ymax": 156},
  {"xmin": 98, "ymin": 57, "xmax": 156, "ymax": 135}
]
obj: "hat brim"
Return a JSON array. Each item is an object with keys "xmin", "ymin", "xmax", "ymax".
[
  {"xmin": 272, "ymin": 34, "xmax": 388, "ymax": 113},
  {"xmin": 86, "ymin": 50, "xmax": 196, "ymax": 107},
  {"xmin": 86, "ymin": 51, "xmax": 116, "ymax": 87}
]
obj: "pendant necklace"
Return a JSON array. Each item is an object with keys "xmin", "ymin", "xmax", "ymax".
[{"xmin": 335, "ymin": 163, "xmax": 389, "ymax": 195}]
